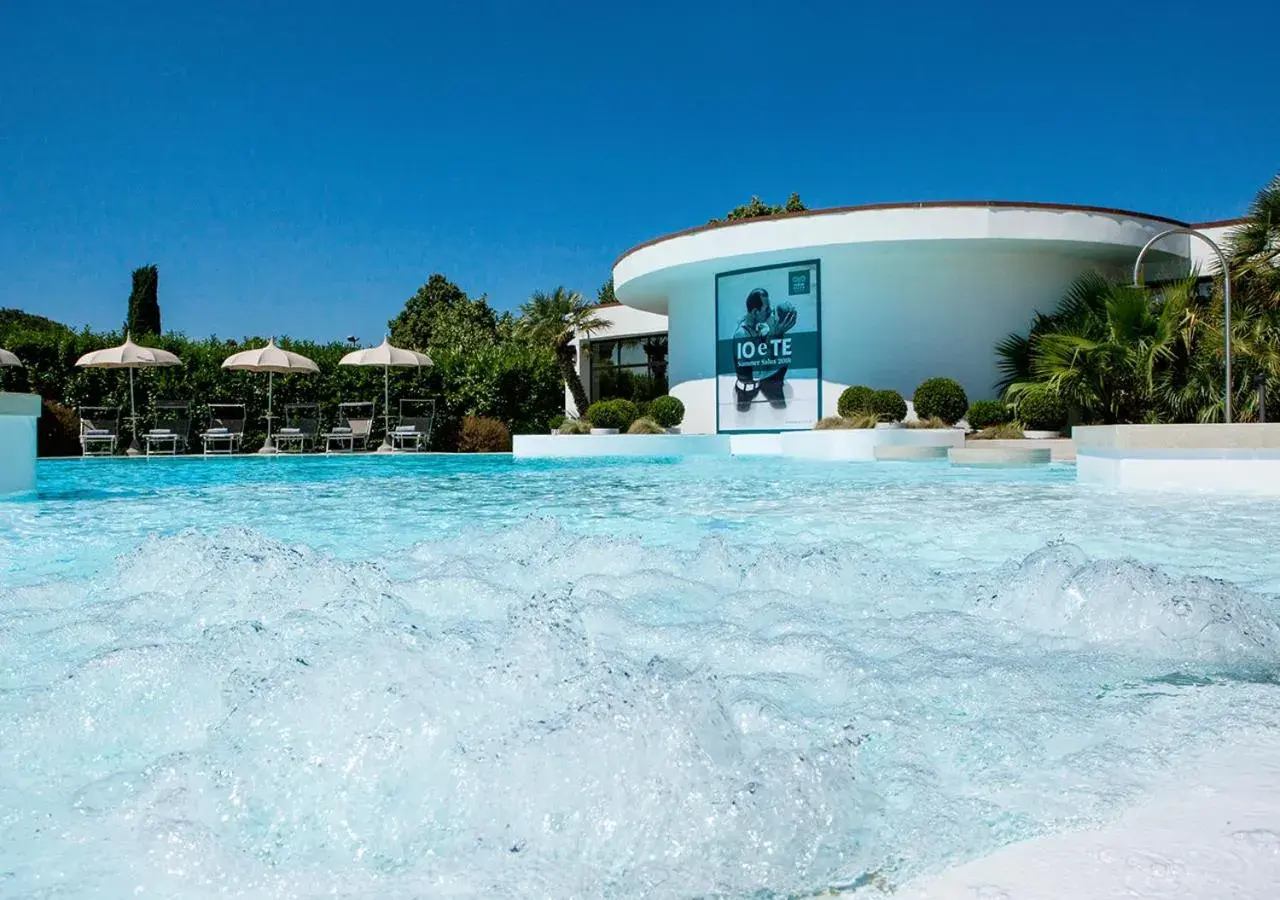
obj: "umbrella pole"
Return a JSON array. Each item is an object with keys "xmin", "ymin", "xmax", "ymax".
[
  {"xmin": 126, "ymin": 367, "xmax": 141, "ymax": 456},
  {"xmin": 380, "ymin": 365, "xmax": 393, "ymax": 451},
  {"xmin": 259, "ymin": 371, "xmax": 278, "ymax": 454}
]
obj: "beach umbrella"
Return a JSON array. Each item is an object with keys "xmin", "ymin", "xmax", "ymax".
[
  {"xmin": 76, "ymin": 333, "xmax": 182, "ymax": 455},
  {"xmin": 0, "ymin": 348, "xmax": 20, "ymax": 388},
  {"xmin": 339, "ymin": 336, "xmax": 432, "ymax": 451},
  {"xmin": 221, "ymin": 338, "xmax": 319, "ymax": 454}
]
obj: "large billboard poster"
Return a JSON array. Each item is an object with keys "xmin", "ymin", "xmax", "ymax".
[{"xmin": 715, "ymin": 260, "xmax": 821, "ymax": 432}]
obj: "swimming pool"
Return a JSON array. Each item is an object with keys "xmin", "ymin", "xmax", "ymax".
[{"xmin": 2, "ymin": 456, "xmax": 1280, "ymax": 897}]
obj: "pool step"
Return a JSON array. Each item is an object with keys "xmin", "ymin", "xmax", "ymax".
[
  {"xmin": 873, "ymin": 444, "xmax": 949, "ymax": 461},
  {"xmin": 949, "ymin": 446, "xmax": 1051, "ymax": 467}
]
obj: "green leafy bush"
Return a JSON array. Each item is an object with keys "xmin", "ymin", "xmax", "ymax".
[
  {"xmin": 966, "ymin": 399, "xmax": 1012, "ymax": 430},
  {"xmin": 457, "ymin": 415, "xmax": 511, "ymax": 452},
  {"xmin": 1015, "ymin": 385, "xmax": 1066, "ymax": 432},
  {"xmin": 648, "ymin": 395, "xmax": 685, "ymax": 428},
  {"xmin": 548, "ymin": 414, "xmax": 567, "ymax": 431},
  {"xmin": 913, "ymin": 377, "xmax": 969, "ymax": 425},
  {"xmin": 38, "ymin": 399, "xmax": 82, "ymax": 457},
  {"xmin": 837, "ymin": 385, "xmax": 874, "ymax": 418},
  {"xmin": 627, "ymin": 417, "xmax": 665, "ymax": 434},
  {"xmin": 869, "ymin": 389, "xmax": 907, "ymax": 423},
  {"xmin": 557, "ymin": 418, "xmax": 591, "ymax": 434}
]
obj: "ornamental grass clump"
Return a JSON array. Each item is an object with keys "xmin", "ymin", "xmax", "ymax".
[
  {"xmin": 557, "ymin": 418, "xmax": 591, "ymax": 434},
  {"xmin": 971, "ymin": 423, "xmax": 1025, "ymax": 440},
  {"xmin": 627, "ymin": 417, "xmax": 665, "ymax": 434}
]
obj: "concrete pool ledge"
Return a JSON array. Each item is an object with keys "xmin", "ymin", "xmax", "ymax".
[
  {"xmin": 0, "ymin": 392, "xmax": 41, "ymax": 497},
  {"xmin": 1074, "ymin": 424, "xmax": 1280, "ymax": 493}
]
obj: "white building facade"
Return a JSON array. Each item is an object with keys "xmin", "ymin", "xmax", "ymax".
[{"xmin": 585, "ymin": 201, "xmax": 1241, "ymax": 434}]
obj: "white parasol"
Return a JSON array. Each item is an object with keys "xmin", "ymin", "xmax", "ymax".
[
  {"xmin": 221, "ymin": 338, "xmax": 319, "ymax": 454},
  {"xmin": 76, "ymin": 333, "xmax": 182, "ymax": 455},
  {"xmin": 0, "ymin": 348, "xmax": 22, "ymax": 367},
  {"xmin": 339, "ymin": 336, "xmax": 432, "ymax": 451}
]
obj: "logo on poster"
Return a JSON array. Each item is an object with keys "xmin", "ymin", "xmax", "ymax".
[{"xmin": 788, "ymin": 269, "xmax": 810, "ymax": 296}]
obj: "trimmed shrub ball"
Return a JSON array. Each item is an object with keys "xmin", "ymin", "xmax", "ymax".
[
  {"xmin": 869, "ymin": 389, "xmax": 907, "ymax": 423},
  {"xmin": 585, "ymin": 400, "xmax": 624, "ymax": 430},
  {"xmin": 457, "ymin": 416, "xmax": 511, "ymax": 452},
  {"xmin": 1015, "ymin": 386, "xmax": 1067, "ymax": 432},
  {"xmin": 610, "ymin": 399, "xmax": 640, "ymax": 431},
  {"xmin": 837, "ymin": 385, "xmax": 875, "ymax": 418},
  {"xmin": 913, "ymin": 377, "xmax": 969, "ymax": 425},
  {"xmin": 648, "ymin": 395, "xmax": 686, "ymax": 429},
  {"xmin": 965, "ymin": 399, "xmax": 1012, "ymax": 431}
]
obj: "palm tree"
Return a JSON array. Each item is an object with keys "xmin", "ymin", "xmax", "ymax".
[
  {"xmin": 1006, "ymin": 276, "xmax": 1197, "ymax": 424},
  {"xmin": 517, "ymin": 287, "xmax": 609, "ymax": 416}
]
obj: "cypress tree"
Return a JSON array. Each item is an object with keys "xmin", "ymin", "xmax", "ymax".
[{"xmin": 126, "ymin": 265, "xmax": 161, "ymax": 336}]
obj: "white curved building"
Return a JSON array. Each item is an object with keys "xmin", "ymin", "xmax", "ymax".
[{"xmin": 599, "ymin": 201, "xmax": 1238, "ymax": 434}]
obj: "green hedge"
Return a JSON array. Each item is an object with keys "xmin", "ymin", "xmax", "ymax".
[
  {"xmin": 837, "ymin": 385, "xmax": 874, "ymax": 418},
  {"xmin": 913, "ymin": 377, "xmax": 969, "ymax": 425},
  {"xmin": 966, "ymin": 399, "xmax": 1012, "ymax": 430},
  {"xmin": 870, "ymin": 389, "xmax": 907, "ymax": 423}
]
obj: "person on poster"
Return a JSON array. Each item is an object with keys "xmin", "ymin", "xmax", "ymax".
[{"xmin": 733, "ymin": 287, "xmax": 797, "ymax": 411}]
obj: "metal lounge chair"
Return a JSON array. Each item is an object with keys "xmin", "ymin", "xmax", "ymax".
[
  {"xmin": 323, "ymin": 401, "xmax": 375, "ymax": 453},
  {"xmin": 78, "ymin": 406, "xmax": 120, "ymax": 457},
  {"xmin": 275, "ymin": 402, "xmax": 320, "ymax": 453},
  {"xmin": 143, "ymin": 401, "xmax": 191, "ymax": 456},
  {"xmin": 201, "ymin": 403, "xmax": 247, "ymax": 455},
  {"xmin": 389, "ymin": 398, "xmax": 436, "ymax": 452}
]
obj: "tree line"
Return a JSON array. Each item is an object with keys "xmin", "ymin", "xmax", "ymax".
[{"xmin": 0, "ymin": 273, "xmax": 594, "ymax": 453}]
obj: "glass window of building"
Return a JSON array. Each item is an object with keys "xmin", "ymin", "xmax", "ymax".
[{"xmin": 589, "ymin": 335, "xmax": 669, "ymax": 403}]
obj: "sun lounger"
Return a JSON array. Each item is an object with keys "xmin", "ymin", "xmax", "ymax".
[
  {"xmin": 143, "ymin": 401, "xmax": 191, "ymax": 456},
  {"xmin": 78, "ymin": 407, "xmax": 121, "ymax": 456},
  {"xmin": 323, "ymin": 401, "xmax": 375, "ymax": 453},
  {"xmin": 275, "ymin": 403, "xmax": 320, "ymax": 453},
  {"xmin": 201, "ymin": 403, "xmax": 247, "ymax": 455},
  {"xmin": 389, "ymin": 398, "xmax": 436, "ymax": 451}
]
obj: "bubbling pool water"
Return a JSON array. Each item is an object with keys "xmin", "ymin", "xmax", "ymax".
[{"xmin": 3, "ymin": 515, "xmax": 1280, "ymax": 898}]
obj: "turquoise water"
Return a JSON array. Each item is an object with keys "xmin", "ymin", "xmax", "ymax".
[{"xmin": 3, "ymin": 455, "xmax": 1280, "ymax": 897}]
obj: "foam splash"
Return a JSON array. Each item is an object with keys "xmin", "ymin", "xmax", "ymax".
[{"xmin": 2, "ymin": 523, "xmax": 1280, "ymax": 897}]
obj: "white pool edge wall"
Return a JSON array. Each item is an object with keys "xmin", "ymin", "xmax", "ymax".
[
  {"xmin": 0, "ymin": 393, "xmax": 40, "ymax": 496},
  {"xmin": 512, "ymin": 429, "xmax": 963, "ymax": 460},
  {"xmin": 1075, "ymin": 424, "xmax": 1280, "ymax": 494}
]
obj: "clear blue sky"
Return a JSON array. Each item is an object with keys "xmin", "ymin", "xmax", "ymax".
[{"xmin": 1, "ymin": 0, "xmax": 1276, "ymax": 343}]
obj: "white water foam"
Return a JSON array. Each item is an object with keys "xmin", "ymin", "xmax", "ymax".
[{"xmin": 2, "ymin": 521, "xmax": 1280, "ymax": 897}]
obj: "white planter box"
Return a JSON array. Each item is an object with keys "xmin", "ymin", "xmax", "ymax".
[{"xmin": 590, "ymin": 428, "xmax": 619, "ymax": 435}]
